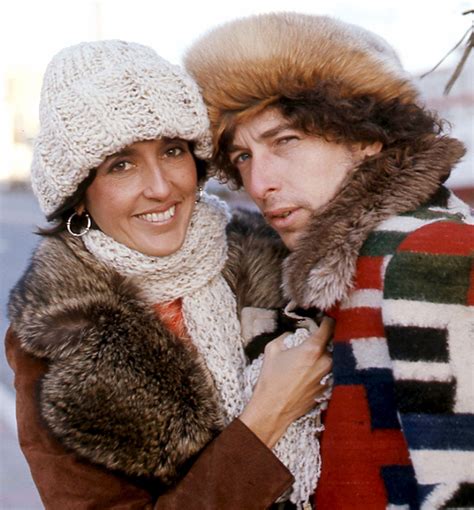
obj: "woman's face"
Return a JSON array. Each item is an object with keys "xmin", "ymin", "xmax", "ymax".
[{"xmin": 83, "ymin": 138, "xmax": 198, "ymax": 257}]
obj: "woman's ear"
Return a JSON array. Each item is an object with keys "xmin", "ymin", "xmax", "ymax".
[{"xmin": 75, "ymin": 202, "xmax": 86, "ymax": 215}]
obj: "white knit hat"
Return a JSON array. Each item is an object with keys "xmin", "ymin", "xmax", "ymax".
[{"xmin": 32, "ymin": 40, "xmax": 213, "ymax": 217}]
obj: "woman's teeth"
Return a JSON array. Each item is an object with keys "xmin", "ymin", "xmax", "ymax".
[{"xmin": 139, "ymin": 205, "xmax": 175, "ymax": 223}]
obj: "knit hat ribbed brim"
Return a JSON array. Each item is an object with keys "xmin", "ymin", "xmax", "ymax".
[{"xmin": 32, "ymin": 40, "xmax": 213, "ymax": 216}]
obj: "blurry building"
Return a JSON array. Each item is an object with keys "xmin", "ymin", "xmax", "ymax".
[
  {"xmin": 0, "ymin": 69, "xmax": 41, "ymax": 185},
  {"xmin": 416, "ymin": 51, "xmax": 474, "ymax": 206}
]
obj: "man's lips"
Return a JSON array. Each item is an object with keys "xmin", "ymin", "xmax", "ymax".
[
  {"xmin": 263, "ymin": 206, "xmax": 302, "ymax": 230},
  {"xmin": 264, "ymin": 207, "xmax": 298, "ymax": 220}
]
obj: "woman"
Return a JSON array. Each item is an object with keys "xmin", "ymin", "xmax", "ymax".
[{"xmin": 6, "ymin": 40, "xmax": 332, "ymax": 509}]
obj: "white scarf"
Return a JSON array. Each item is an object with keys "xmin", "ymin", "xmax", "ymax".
[{"xmin": 83, "ymin": 192, "xmax": 323, "ymax": 508}]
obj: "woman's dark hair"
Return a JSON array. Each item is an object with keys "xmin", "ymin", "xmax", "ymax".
[
  {"xmin": 36, "ymin": 169, "xmax": 97, "ymax": 236},
  {"xmin": 37, "ymin": 146, "xmax": 208, "ymax": 236},
  {"xmin": 214, "ymin": 80, "xmax": 445, "ymax": 188}
]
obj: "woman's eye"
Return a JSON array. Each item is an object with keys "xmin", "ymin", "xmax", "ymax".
[
  {"xmin": 165, "ymin": 146, "xmax": 184, "ymax": 157},
  {"xmin": 110, "ymin": 160, "xmax": 132, "ymax": 172}
]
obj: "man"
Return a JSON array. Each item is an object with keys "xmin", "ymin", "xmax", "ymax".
[{"xmin": 185, "ymin": 12, "xmax": 474, "ymax": 509}]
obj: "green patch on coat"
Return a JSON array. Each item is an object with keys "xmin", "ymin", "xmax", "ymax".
[
  {"xmin": 384, "ymin": 252, "xmax": 472, "ymax": 305},
  {"xmin": 401, "ymin": 209, "xmax": 464, "ymax": 222},
  {"xmin": 360, "ymin": 231, "xmax": 407, "ymax": 257}
]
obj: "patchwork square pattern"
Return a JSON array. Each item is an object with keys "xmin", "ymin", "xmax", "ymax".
[{"xmin": 316, "ymin": 198, "xmax": 474, "ymax": 509}]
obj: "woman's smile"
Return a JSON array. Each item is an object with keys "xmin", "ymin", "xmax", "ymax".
[
  {"xmin": 135, "ymin": 204, "xmax": 177, "ymax": 224},
  {"xmin": 84, "ymin": 139, "xmax": 198, "ymax": 257}
]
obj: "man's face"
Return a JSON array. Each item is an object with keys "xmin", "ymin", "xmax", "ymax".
[{"xmin": 229, "ymin": 108, "xmax": 380, "ymax": 249}]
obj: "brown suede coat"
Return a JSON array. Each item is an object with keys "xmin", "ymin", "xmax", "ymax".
[
  {"xmin": 6, "ymin": 329, "xmax": 292, "ymax": 510},
  {"xmin": 6, "ymin": 210, "xmax": 294, "ymax": 509}
]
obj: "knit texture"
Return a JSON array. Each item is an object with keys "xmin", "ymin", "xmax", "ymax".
[
  {"xmin": 32, "ymin": 40, "xmax": 212, "ymax": 216},
  {"xmin": 315, "ymin": 192, "xmax": 474, "ymax": 509},
  {"xmin": 83, "ymin": 193, "xmax": 324, "ymax": 507},
  {"xmin": 244, "ymin": 327, "xmax": 327, "ymax": 508}
]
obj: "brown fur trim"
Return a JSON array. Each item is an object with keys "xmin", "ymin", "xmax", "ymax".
[
  {"xmin": 185, "ymin": 13, "xmax": 418, "ymax": 134},
  {"xmin": 8, "ymin": 212, "xmax": 287, "ymax": 483},
  {"xmin": 8, "ymin": 234, "xmax": 224, "ymax": 483},
  {"xmin": 224, "ymin": 208, "xmax": 288, "ymax": 312},
  {"xmin": 281, "ymin": 136, "xmax": 466, "ymax": 309}
]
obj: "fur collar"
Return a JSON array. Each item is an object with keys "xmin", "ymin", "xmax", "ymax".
[
  {"xmin": 8, "ymin": 210, "xmax": 288, "ymax": 484},
  {"xmin": 282, "ymin": 135, "xmax": 466, "ymax": 309},
  {"xmin": 8, "ymin": 232, "xmax": 224, "ymax": 484}
]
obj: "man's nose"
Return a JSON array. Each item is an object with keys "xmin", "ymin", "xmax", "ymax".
[{"xmin": 246, "ymin": 153, "xmax": 279, "ymax": 201}]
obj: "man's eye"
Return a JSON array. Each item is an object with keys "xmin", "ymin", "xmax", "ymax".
[
  {"xmin": 276, "ymin": 136, "xmax": 298, "ymax": 145},
  {"xmin": 233, "ymin": 152, "xmax": 250, "ymax": 166}
]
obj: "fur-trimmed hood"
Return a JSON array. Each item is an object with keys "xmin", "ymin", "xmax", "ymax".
[
  {"xmin": 8, "ymin": 210, "xmax": 287, "ymax": 484},
  {"xmin": 282, "ymin": 135, "xmax": 466, "ymax": 310}
]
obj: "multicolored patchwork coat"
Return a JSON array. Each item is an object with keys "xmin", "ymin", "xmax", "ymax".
[{"xmin": 283, "ymin": 136, "xmax": 474, "ymax": 509}]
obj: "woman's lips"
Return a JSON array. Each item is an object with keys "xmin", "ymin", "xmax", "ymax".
[{"xmin": 136, "ymin": 204, "xmax": 176, "ymax": 223}]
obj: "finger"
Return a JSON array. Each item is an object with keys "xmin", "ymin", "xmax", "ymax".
[
  {"xmin": 318, "ymin": 352, "xmax": 333, "ymax": 374},
  {"xmin": 319, "ymin": 316, "xmax": 335, "ymax": 338},
  {"xmin": 264, "ymin": 331, "xmax": 291, "ymax": 352},
  {"xmin": 308, "ymin": 316, "xmax": 334, "ymax": 348},
  {"xmin": 320, "ymin": 373, "xmax": 333, "ymax": 386}
]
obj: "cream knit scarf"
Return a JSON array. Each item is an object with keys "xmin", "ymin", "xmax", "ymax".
[{"xmin": 83, "ymin": 193, "xmax": 322, "ymax": 508}]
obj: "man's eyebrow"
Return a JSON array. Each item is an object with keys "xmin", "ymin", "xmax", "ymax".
[
  {"xmin": 259, "ymin": 123, "xmax": 294, "ymax": 140},
  {"xmin": 227, "ymin": 123, "xmax": 294, "ymax": 153},
  {"xmin": 227, "ymin": 143, "xmax": 246, "ymax": 153}
]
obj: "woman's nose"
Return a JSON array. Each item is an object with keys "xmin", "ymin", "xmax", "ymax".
[{"xmin": 142, "ymin": 164, "xmax": 172, "ymax": 200}]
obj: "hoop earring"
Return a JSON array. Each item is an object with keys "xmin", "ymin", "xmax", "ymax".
[
  {"xmin": 66, "ymin": 211, "xmax": 91, "ymax": 237},
  {"xmin": 195, "ymin": 185, "xmax": 204, "ymax": 204}
]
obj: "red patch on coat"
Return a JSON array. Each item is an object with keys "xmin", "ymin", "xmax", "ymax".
[
  {"xmin": 333, "ymin": 308, "xmax": 385, "ymax": 342},
  {"xmin": 397, "ymin": 222, "xmax": 474, "ymax": 256},
  {"xmin": 315, "ymin": 385, "xmax": 411, "ymax": 510},
  {"xmin": 353, "ymin": 256, "xmax": 384, "ymax": 290}
]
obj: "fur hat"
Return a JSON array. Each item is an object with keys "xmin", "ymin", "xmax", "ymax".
[
  {"xmin": 32, "ymin": 40, "xmax": 213, "ymax": 217},
  {"xmin": 185, "ymin": 12, "xmax": 419, "ymax": 136}
]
